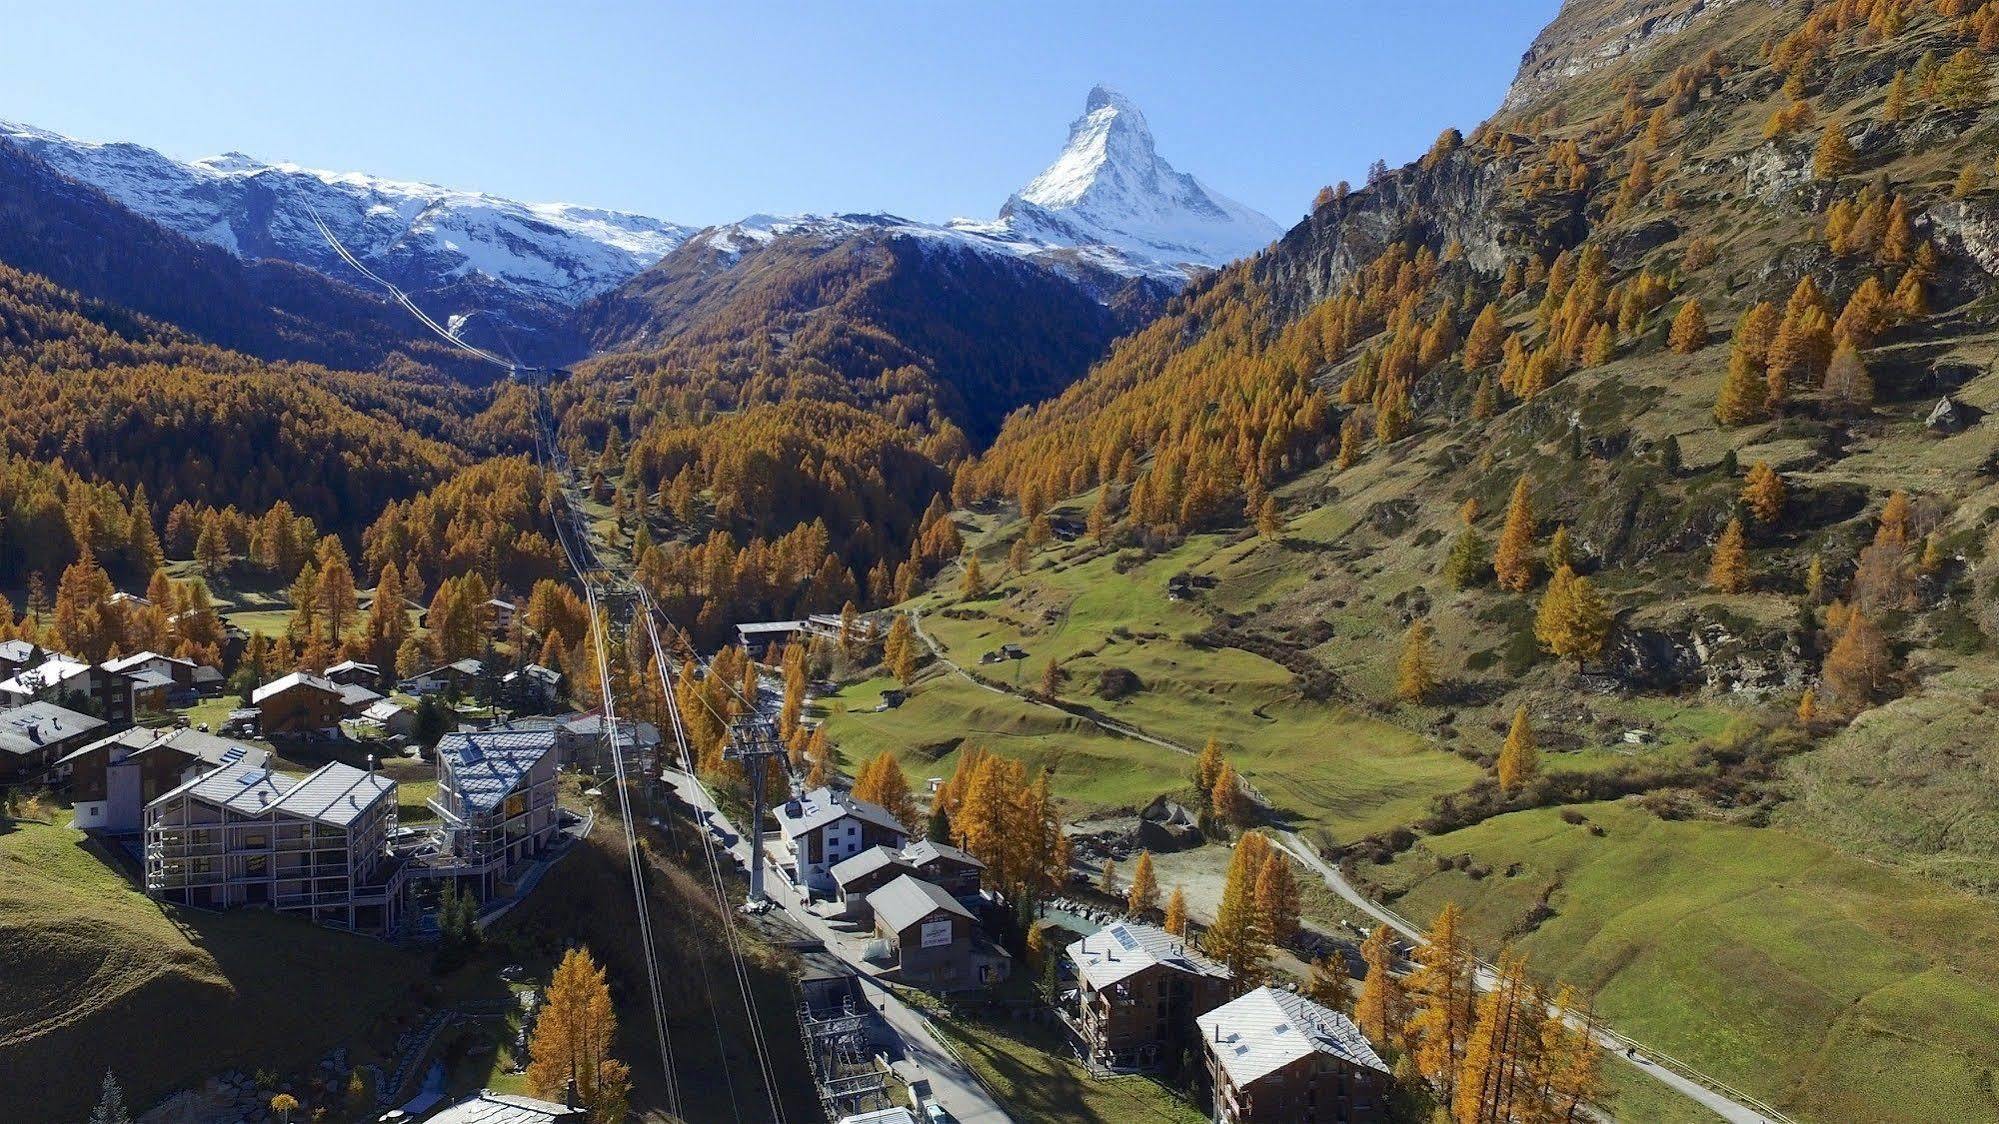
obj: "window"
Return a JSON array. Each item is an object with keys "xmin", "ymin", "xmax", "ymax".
[{"xmin": 246, "ymin": 856, "xmax": 267, "ymax": 876}]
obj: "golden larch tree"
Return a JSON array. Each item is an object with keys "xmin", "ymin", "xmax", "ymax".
[
  {"xmin": 1451, "ymin": 948, "xmax": 1543, "ymax": 1124},
  {"xmin": 1396, "ymin": 617, "xmax": 1438, "ymax": 703},
  {"xmin": 1355, "ymin": 922, "xmax": 1408, "ymax": 1048},
  {"xmin": 1534, "ymin": 565, "xmax": 1612, "ymax": 670},
  {"xmin": 1409, "ymin": 902, "xmax": 1480, "ymax": 1104},
  {"xmin": 526, "ymin": 947, "xmax": 620, "ymax": 1109},
  {"xmin": 1494, "ymin": 477, "xmax": 1538, "ymax": 592},
  {"xmin": 1310, "ymin": 951, "xmax": 1354, "ymax": 1014},
  {"xmin": 1496, "ymin": 707, "xmax": 1538, "ymax": 792},
  {"xmin": 1708, "ymin": 517, "xmax": 1751, "ymax": 593},
  {"xmin": 1126, "ymin": 850, "xmax": 1160, "ymax": 917},
  {"xmin": 1202, "ymin": 833, "xmax": 1272, "ymax": 990},
  {"xmin": 852, "ymin": 752, "xmax": 918, "ymax": 832},
  {"xmin": 1539, "ymin": 984, "xmax": 1608, "ymax": 1124},
  {"xmin": 1669, "ymin": 300, "xmax": 1708, "ymax": 354},
  {"xmin": 1742, "ymin": 462, "xmax": 1786, "ymax": 525},
  {"xmin": 1253, "ymin": 847, "xmax": 1301, "ymax": 946},
  {"xmin": 1163, "ymin": 885, "xmax": 1190, "ymax": 937}
]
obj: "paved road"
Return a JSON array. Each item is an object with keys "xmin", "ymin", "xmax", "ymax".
[
  {"xmin": 1268, "ymin": 831, "xmax": 1789, "ymax": 1124},
  {"xmin": 661, "ymin": 768, "xmax": 1013, "ymax": 1124}
]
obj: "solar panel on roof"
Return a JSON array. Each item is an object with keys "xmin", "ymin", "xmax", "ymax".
[
  {"xmin": 1112, "ymin": 926, "xmax": 1140, "ymax": 951},
  {"xmin": 459, "ymin": 742, "xmax": 484, "ymax": 765},
  {"xmin": 220, "ymin": 747, "xmax": 245, "ymax": 765},
  {"xmin": 237, "ymin": 768, "xmax": 268, "ymax": 786}
]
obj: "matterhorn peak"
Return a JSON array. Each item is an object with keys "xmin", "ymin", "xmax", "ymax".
[{"xmin": 969, "ymin": 86, "xmax": 1281, "ymax": 273}]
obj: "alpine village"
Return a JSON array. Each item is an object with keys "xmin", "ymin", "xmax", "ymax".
[{"xmin": 6, "ymin": 2, "xmax": 1999, "ymax": 1122}]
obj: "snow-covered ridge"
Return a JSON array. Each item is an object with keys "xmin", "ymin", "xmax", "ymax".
[
  {"xmin": 951, "ymin": 85, "xmax": 1283, "ymax": 272},
  {"xmin": 0, "ymin": 120, "xmax": 693, "ymax": 307}
]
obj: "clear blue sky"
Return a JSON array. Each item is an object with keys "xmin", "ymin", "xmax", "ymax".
[{"xmin": 1, "ymin": 2, "xmax": 1561, "ymax": 228}]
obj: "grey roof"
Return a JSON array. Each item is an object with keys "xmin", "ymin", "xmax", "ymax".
[
  {"xmin": 503, "ymin": 663, "xmax": 561, "ymax": 685},
  {"xmin": 0, "ymin": 701, "xmax": 105, "ymax": 757},
  {"xmin": 250, "ymin": 670, "xmax": 340, "ymax": 705},
  {"xmin": 1069, "ymin": 921, "xmax": 1230, "ymax": 991},
  {"xmin": 837, "ymin": 1111, "xmax": 919, "ymax": 1124},
  {"xmin": 192, "ymin": 665, "xmax": 224, "ymax": 683},
  {"xmin": 324, "ymin": 659, "xmax": 379, "ymax": 677},
  {"xmin": 0, "ymin": 638, "xmax": 40, "ymax": 664},
  {"xmin": 437, "ymin": 728, "xmax": 557, "ymax": 816},
  {"xmin": 1196, "ymin": 986, "xmax": 1389, "ymax": 1087},
  {"xmin": 138, "ymin": 728, "xmax": 267, "ymax": 770},
  {"xmin": 362, "ymin": 698, "xmax": 410, "ymax": 722},
  {"xmin": 337, "ymin": 682, "xmax": 384, "ymax": 708},
  {"xmin": 830, "ymin": 845, "xmax": 914, "ymax": 889},
  {"xmin": 867, "ymin": 874, "xmax": 971, "ymax": 933},
  {"xmin": 425, "ymin": 1091, "xmax": 582, "ymax": 1124},
  {"xmin": 901, "ymin": 839, "xmax": 984, "ymax": 871},
  {"xmin": 776, "ymin": 786, "xmax": 909, "ymax": 841},
  {"xmin": 165, "ymin": 759, "xmax": 297, "ymax": 815},
  {"xmin": 126, "ymin": 668, "xmax": 176, "ymax": 693},
  {"xmin": 269, "ymin": 761, "xmax": 396, "ymax": 826},
  {"xmin": 57, "ymin": 726, "xmax": 157, "ymax": 766}
]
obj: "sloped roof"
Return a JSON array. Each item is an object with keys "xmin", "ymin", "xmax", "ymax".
[
  {"xmin": 0, "ymin": 656, "xmax": 93, "ymax": 696},
  {"xmin": 250, "ymin": 670, "xmax": 341, "ymax": 705},
  {"xmin": 137, "ymin": 728, "xmax": 266, "ymax": 770},
  {"xmin": 104, "ymin": 651, "xmax": 195, "ymax": 674},
  {"xmin": 57, "ymin": 726, "xmax": 156, "ymax": 766},
  {"xmin": 362, "ymin": 698, "xmax": 410, "ymax": 722},
  {"xmin": 425, "ymin": 1090, "xmax": 583, "ymax": 1124},
  {"xmin": 436, "ymin": 728, "xmax": 557, "ymax": 816},
  {"xmin": 269, "ymin": 761, "xmax": 396, "ymax": 826},
  {"xmin": 901, "ymin": 839, "xmax": 984, "ymax": 870},
  {"xmin": 867, "ymin": 874, "xmax": 971, "ymax": 933},
  {"xmin": 337, "ymin": 681, "xmax": 384, "ymax": 708},
  {"xmin": 1196, "ymin": 986, "xmax": 1389, "ymax": 1087},
  {"xmin": 775, "ymin": 786, "xmax": 909, "ymax": 840},
  {"xmin": 0, "ymin": 701, "xmax": 104, "ymax": 757},
  {"xmin": 1068, "ymin": 921, "xmax": 1230, "ymax": 991},
  {"xmin": 163, "ymin": 759, "xmax": 296, "ymax": 815},
  {"xmin": 830, "ymin": 845, "xmax": 914, "ymax": 889}
]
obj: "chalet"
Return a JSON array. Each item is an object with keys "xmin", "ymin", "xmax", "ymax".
[
  {"xmin": 865, "ymin": 873, "xmax": 1009, "ymax": 991},
  {"xmin": 1066, "ymin": 921, "xmax": 1232, "ymax": 1072},
  {"xmin": 899, "ymin": 839, "xmax": 985, "ymax": 898},
  {"xmin": 830, "ymin": 845, "xmax": 917, "ymax": 918},
  {"xmin": 335, "ymin": 680, "xmax": 385, "ymax": 717},
  {"xmin": 427, "ymin": 1091, "xmax": 586, "ymax": 1124},
  {"xmin": 1197, "ymin": 986, "xmax": 1389, "ymax": 1124},
  {"xmin": 0, "ymin": 701, "xmax": 105, "ymax": 785},
  {"xmin": 192, "ymin": 663, "xmax": 226, "ymax": 696},
  {"xmin": 486, "ymin": 597, "xmax": 518, "ymax": 638},
  {"xmin": 774, "ymin": 785, "xmax": 910, "ymax": 896},
  {"xmin": 400, "ymin": 658, "xmax": 484, "ymax": 696},
  {"xmin": 526, "ymin": 711, "xmax": 659, "ymax": 766},
  {"xmin": 360, "ymin": 698, "xmax": 417, "ymax": 738},
  {"xmin": 0, "ymin": 656, "xmax": 136, "ymax": 728},
  {"xmin": 429, "ymin": 727, "xmax": 562, "ymax": 897},
  {"xmin": 62, "ymin": 727, "xmax": 266, "ymax": 833},
  {"xmin": 736, "ymin": 618, "xmax": 808, "ymax": 658},
  {"xmin": 250, "ymin": 671, "xmax": 346, "ymax": 735},
  {"xmin": 323, "ymin": 659, "xmax": 381, "ymax": 687},
  {"xmin": 0, "ymin": 638, "xmax": 44, "ymax": 679},
  {"xmin": 103, "ymin": 651, "xmax": 200, "ymax": 709},
  {"xmin": 502, "ymin": 663, "xmax": 562, "ymax": 711},
  {"xmin": 143, "ymin": 759, "xmax": 405, "ymax": 935}
]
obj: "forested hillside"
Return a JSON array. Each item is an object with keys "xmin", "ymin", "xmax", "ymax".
[{"xmin": 890, "ymin": 1, "xmax": 1999, "ymax": 1119}]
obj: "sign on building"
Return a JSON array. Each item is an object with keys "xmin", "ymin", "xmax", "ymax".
[{"xmin": 920, "ymin": 918, "xmax": 954, "ymax": 949}]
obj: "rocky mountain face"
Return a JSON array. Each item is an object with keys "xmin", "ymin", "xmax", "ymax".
[
  {"xmin": 957, "ymin": 85, "xmax": 1283, "ymax": 271},
  {"xmin": 1501, "ymin": 0, "xmax": 1752, "ymax": 110},
  {"xmin": 0, "ymin": 119, "xmax": 694, "ymax": 356},
  {"xmin": 0, "ymin": 138, "xmax": 487, "ymax": 377}
]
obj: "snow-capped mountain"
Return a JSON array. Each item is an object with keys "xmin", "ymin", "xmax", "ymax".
[
  {"xmin": 952, "ymin": 85, "xmax": 1282, "ymax": 273},
  {"xmin": 0, "ymin": 120, "xmax": 693, "ymax": 315}
]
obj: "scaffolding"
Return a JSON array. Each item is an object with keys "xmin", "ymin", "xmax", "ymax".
[{"xmin": 797, "ymin": 987, "xmax": 889, "ymax": 1120}]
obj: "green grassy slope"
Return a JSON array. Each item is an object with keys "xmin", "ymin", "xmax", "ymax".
[
  {"xmin": 1370, "ymin": 802, "xmax": 1999, "ymax": 1122},
  {"xmin": 0, "ymin": 816, "xmax": 426, "ymax": 1120}
]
